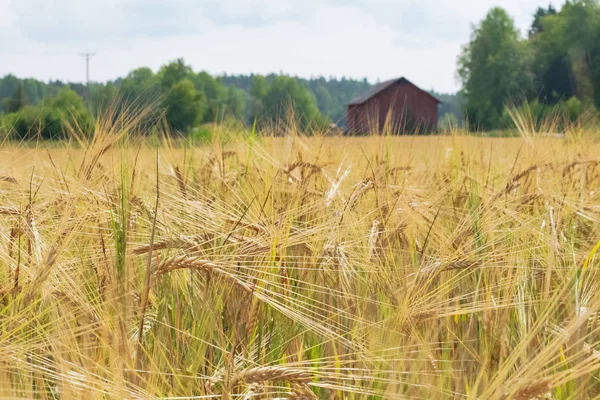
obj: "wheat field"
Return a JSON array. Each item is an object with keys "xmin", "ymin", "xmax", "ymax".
[{"xmin": 1, "ymin": 116, "xmax": 600, "ymax": 399}]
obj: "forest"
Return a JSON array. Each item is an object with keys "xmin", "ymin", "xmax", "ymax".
[{"xmin": 459, "ymin": 0, "xmax": 600, "ymax": 130}]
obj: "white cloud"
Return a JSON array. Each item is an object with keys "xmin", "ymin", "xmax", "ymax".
[{"xmin": 0, "ymin": 0, "xmax": 554, "ymax": 92}]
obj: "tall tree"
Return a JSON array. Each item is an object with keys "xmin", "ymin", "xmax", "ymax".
[
  {"xmin": 92, "ymin": 82, "xmax": 119, "ymax": 114},
  {"xmin": 0, "ymin": 75, "xmax": 20, "ymax": 113},
  {"xmin": 46, "ymin": 87, "xmax": 93, "ymax": 138},
  {"xmin": 530, "ymin": 6, "xmax": 576, "ymax": 103},
  {"xmin": 261, "ymin": 76, "xmax": 322, "ymax": 129},
  {"xmin": 222, "ymin": 86, "xmax": 247, "ymax": 121},
  {"xmin": 559, "ymin": 0, "xmax": 600, "ymax": 106},
  {"xmin": 314, "ymin": 84, "xmax": 334, "ymax": 116},
  {"xmin": 458, "ymin": 7, "xmax": 533, "ymax": 129},
  {"xmin": 162, "ymin": 79, "xmax": 205, "ymax": 132},
  {"xmin": 194, "ymin": 72, "xmax": 226, "ymax": 122},
  {"xmin": 4, "ymin": 82, "xmax": 26, "ymax": 113},
  {"xmin": 249, "ymin": 75, "xmax": 268, "ymax": 123},
  {"xmin": 529, "ymin": 5, "xmax": 557, "ymax": 38},
  {"xmin": 158, "ymin": 58, "xmax": 193, "ymax": 90},
  {"xmin": 121, "ymin": 67, "xmax": 160, "ymax": 104}
]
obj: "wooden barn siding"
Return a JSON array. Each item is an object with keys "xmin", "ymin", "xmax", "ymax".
[
  {"xmin": 347, "ymin": 104, "xmax": 362, "ymax": 133},
  {"xmin": 348, "ymin": 82, "xmax": 438, "ymax": 134}
]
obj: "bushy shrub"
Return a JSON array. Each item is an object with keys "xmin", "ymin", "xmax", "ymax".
[
  {"xmin": 558, "ymin": 96, "xmax": 592, "ymax": 122},
  {"xmin": 3, "ymin": 88, "xmax": 93, "ymax": 140},
  {"xmin": 439, "ymin": 113, "xmax": 459, "ymax": 132},
  {"xmin": 500, "ymin": 97, "xmax": 599, "ymax": 133}
]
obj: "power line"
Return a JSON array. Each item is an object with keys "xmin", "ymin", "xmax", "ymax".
[
  {"xmin": 79, "ymin": 52, "xmax": 96, "ymax": 86},
  {"xmin": 79, "ymin": 52, "xmax": 96, "ymax": 105}
]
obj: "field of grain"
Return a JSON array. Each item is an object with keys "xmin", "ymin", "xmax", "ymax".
[{"xmin": 1, "ymin": 120, "xmax": 600, "ymax": 399}]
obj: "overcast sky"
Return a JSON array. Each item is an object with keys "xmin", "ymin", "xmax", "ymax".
[{"xmin": 0, "ymin": 0, "xmax": 554, "ymax": 93}]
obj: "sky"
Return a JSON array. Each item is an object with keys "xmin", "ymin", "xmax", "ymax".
[{"xmin": 0, "ymin": 0, "xmax": 555, "ymax": 93}]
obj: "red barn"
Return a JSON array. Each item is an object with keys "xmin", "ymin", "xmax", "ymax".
[{"xmin": 347, "ymin": 77, "xmax": 441, "ymax": 134}]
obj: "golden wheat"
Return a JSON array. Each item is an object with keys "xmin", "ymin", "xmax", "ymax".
[{"xmin": 0, "ymin": 114, "xmax": 600, "ymax": 399}]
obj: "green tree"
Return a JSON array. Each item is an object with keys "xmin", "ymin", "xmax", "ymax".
[
  {"xmin": 4, "ymin": 82, "xmax": 26, "ymax": 113},
  {"xmin": 158, "ymin": 58, "xmax": 193, "ymax": 90},
  {"xmin": 314, "ymin": 84, "xmax": 334, "ymax": 116},
  {"xmin": 120, "ymin": 67, "xmax": 160, "ymax": 106},
  {"xmin": 4, "ymin": 105, "xmax": 46, "ymax": 140},
  {"xmin": 0, "ymin": 74, "xmax": 20, "ymax": 112},
  {"xmin": 46, "ymin": 87, "xmax": 93, "ymax": 138},
  {"xmin": 223, "ymin": 86, "xmax": 247, "ymax": 121},
  {"xmin": 261, "ymin": 76, "xmax": 321, "ymax": 129},
  {"xmin": 529, "ymin": 5, "xmax": 557, "ymax": 37},
  {"xmin": 528, "ymin": 1, "xmax": 600, "ymax": 108},
  {"xmin": 559, "ymin": 0, "xmax": 600, "ymax": 106},
  {"xmin": 6, "ymin": 87, "xmax": 92, "ymax": 140},
  {"xmin": 162, "ymin": 79, "xmax": 205, "ymax": 132},
  {"xmin": 194, "ymin": 72, "xmax": 226, "ymax": 122},
  {"xmin": 122, "ymin": 68, "xmax": 157, "ymax": 91},
  {"xmin": 92, "ymin": 82, "xmax": 119, "ymax": 113},
  {"xmin": 530, "ymin": 9, "xmax": 576, "ymax": 104},
  {"xmin": 458, "ymin": 7, "xmax": 533, "ymax": 129},
  {"xmin": 22, "ymin": 78, "xmax": 47, "ymax": 105},
  {"xmin": 249, "ymin": 75, "xmax": 268, "ymax": 123}
]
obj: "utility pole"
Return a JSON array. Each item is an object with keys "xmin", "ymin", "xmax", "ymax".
[{"xmin": 79, "ymin": 52, "xmax": 95, "ymax": 106}]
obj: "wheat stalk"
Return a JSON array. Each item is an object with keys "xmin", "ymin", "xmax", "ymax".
[
  {"xmin": 172, "ymin": 165, "xmax": 187, "ymax": 198},
  {"xmin": 291, "ymin": 383, "xmax": 317, "ymax": 399},
  {"xmin": 0, "ymin": 207, "xmax": 20, "ymax": 216},
  {"xmin": 230, "ymin": 366, "xmax": 312, "ymax": 388},
  {"xmin": 133, "ymin": 235, "xmax": 205, "ymax": 254},
  {"xmin": 156, "ymin": 255, "xmax": 253, "ymax": 294},
  {"xmin": 512, "ymin": 378, "xmax": 552, "ymax": 400}
]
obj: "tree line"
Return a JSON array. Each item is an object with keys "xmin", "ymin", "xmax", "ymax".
[
  {"xmin": 459, "ymin": 0, "xmax": 600, "ymax": 130},
  {"xmin": 0, "ymin": 59, "xmax": 462, "ymax": 139}
]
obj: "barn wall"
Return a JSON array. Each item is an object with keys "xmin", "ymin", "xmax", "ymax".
[
  {"xmin": 394, "ymin": 83, "xmax": 439, "ymax": 132},
  {"xmin": 348, "ymin": 103, "xmax": 379, "ymax": 134},
  {"xmin": 347, "ymin": 104, "xmax": 362, "ymax": 134},
  {"xmin": 347, "ymin": 81, "xmax": 439, "ymax": 134}
]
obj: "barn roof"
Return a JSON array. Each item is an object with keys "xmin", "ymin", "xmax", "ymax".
[{"xmin": 348, "ymin": 77, "xmax": 442, "ymax": 106}]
